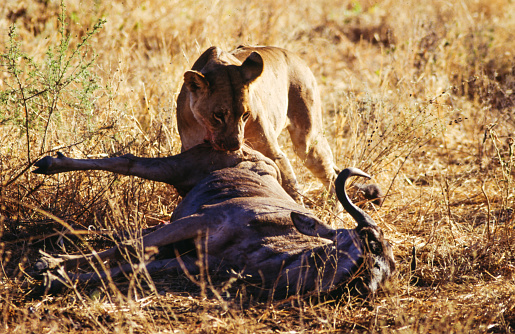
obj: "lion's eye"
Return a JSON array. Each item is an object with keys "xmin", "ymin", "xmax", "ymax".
[
  {"xmin": 213, "ymin": 111, "xmax": 224, "ymax": 123},
  {"xmin": 242, "ymin": 111, "xmax": 250, "ymax": 122}
]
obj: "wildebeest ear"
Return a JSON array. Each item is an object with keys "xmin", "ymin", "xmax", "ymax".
[
  {"xmin": 184, "ymin": 70, "xmax": 209, "ymax": 94},
  {"xmin": 241, "ymin": 52, "xmax": 263, "ymax": 84},
  {"xmin": 291, "ymin": 212, "xmax": 336, "ymax": 241}
]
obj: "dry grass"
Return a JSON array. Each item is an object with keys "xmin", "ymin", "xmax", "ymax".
[{"xmin": 1, "ymin": 0, "xmax": 514, "ymax": 332}]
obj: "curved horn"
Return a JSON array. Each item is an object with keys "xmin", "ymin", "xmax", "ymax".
[{"xmin": 335, "ymin": 168, "xmax": 377, "ymax": 230}]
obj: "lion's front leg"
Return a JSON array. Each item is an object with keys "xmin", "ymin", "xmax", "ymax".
[
  {"xmin": 272, "ymin": 153, "xmax": 303, "ymax": 203},
  {"xmin": 253, "ymin": 144, "xmax": 302, "ymax": 203}
]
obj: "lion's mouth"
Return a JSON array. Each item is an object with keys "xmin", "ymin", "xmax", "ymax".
[
  {"xmin": 204, "ymin": 129, "xmax": 240, "ymax": 151},
  {"xmin": 206, "ymin": 138, "xmax": 241, "ymax": 151},
  {"xmin": 212, "ymin": 141, "xmax": 240, "ymax": 151}
]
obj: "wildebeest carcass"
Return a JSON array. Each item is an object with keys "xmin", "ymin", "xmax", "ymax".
[{"xmin": 32, "ymin": 143, "xmax": 395, "ymax": 298}]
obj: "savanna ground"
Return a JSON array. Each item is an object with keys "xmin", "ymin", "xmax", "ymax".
[{"xmin": 1, "ymin": 0, "xmax": 514, "ymax": 332}]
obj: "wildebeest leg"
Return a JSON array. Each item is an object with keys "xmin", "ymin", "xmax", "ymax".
[
  {"xmin": 32, "ymin": 144, "xmax": 248, "ymax": 195},
  {"xmin": 37, "ymin": 215, "xmax": 216, "ymax": 272},
  {"xmin": 40, "ymin": 257, "xmax": 199, "ymax": 294},
  {"xmin": 36, "ymin": 215, "xmax": 217, "ymax": 293}
]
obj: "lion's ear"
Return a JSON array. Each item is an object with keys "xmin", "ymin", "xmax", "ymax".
[
  {"xmin": 241, "ymin": 52, "xmax": 263, "ymax": 84},
  {"xmin": 184, "ymin": 71, "xmax": 209, "ymax": 94}
]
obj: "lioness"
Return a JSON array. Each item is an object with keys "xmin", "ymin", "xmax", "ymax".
[{"xmin": 176, "ymin": 45, "xmax": 339, "ymax": 202}]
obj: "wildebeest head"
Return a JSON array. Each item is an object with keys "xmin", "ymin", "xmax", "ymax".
[{"xmin": 289, "ymin": 167, "xmax": 395, "ymax": 295}]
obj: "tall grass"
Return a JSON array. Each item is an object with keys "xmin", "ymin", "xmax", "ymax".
[{"xmin": 1, "ymin": 0, "xmax": 514, "ymax": 332}]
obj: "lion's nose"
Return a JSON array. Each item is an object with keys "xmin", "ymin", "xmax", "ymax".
[
  {"xmin": 224, "ymin": 142, "xmax": 241, "ymax": 151},
  {"xmin": 226, "ymin": 145, "xmax": 240, "ymax": 151}
]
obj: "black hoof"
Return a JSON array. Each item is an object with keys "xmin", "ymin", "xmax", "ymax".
[{"xmin": 34, "ymin": 258, "xmax": 50, "ymax": 272}]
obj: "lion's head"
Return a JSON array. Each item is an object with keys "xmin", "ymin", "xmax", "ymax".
[{"xmin": 183, "ymin": 47, "xmax": 264, "ymax": 151}]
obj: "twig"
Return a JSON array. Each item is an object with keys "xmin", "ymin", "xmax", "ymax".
[{"xmin": 481, "ymin": 180, "xmax": 492, "ymax": 241}]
